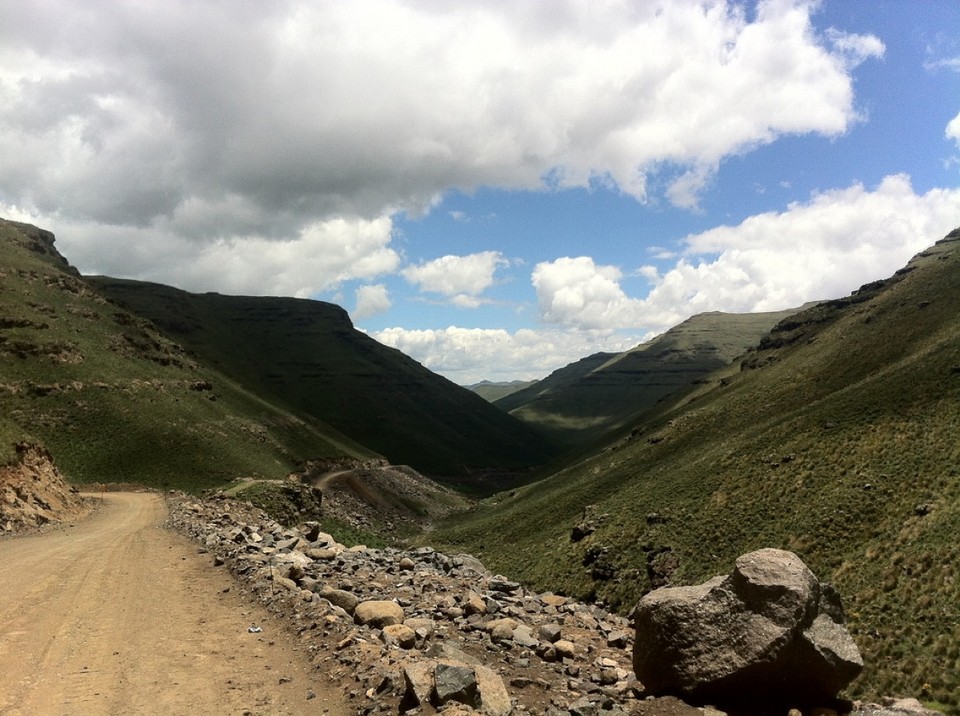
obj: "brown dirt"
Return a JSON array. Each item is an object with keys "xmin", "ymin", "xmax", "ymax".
[{"xmin": 0, "ymin": 492, "xmax": 351, "ymax": 716}]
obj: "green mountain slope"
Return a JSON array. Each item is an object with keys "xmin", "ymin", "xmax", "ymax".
[
  {"xmin": 495, "ymin": 308, "xmax": 805, "ymax": 445},
  {"xmin": 465, "ymin": 380, "xmax": 538, "ymax": 403},
  {"xmin": 0, "ymin": 219, "xmax": 372, "ymax": 488},
  {"xmin": 430, "ymin": 228, "xmax": 960, "ymax": 707},
  {"xmin": 89, "ymin": 277, "xmax": 559, "ymax": 487}
]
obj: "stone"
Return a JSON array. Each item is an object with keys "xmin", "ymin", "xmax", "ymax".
[
  {"xmin": 473, "ymin": 664, "xmax": 513, "ymax": 716},
  {"xmin": 318, "ymin": 587, "xmax": 360, "ymax": 614},
  {"xmin": 538, "ymin": 623, "xmax": 562, "ymax": 643},
  {"xmin": 633, "ymin": 548, "xmax": 863, "ymax": 706},
  {"xmin": 399, "ymin": 557, "xmax": 416, "ymax": 571},
  {"xmin": 605, "ymin": 630, "xmax": 630, "ymax": 649},
  {"xmin": 355, "ymin": 599, "xmax": 405, "ymax": 628},
  {"xmin": 382, "ymin": 623, "xmax": 417, "ymax": 649},
  {"xmin": 405, "ymin": 617, "xmax": 436, "ymax": 641},
  {"xmin": 435, "ymin": 663, "xmax": 481, "ymax": 707},
  {"xmin": 402, "ymin": 661, "xmax": 436, "ymax": 709},
  {"xmin": 489, "ymin": 576, "xmax": 521, "ymax": 593},
  {"xmin": 490, "ymin": 623, "xmax": 515, "ymax": 644},
  {"xmin": 512, "ymin": 625, "xmax": 539, "ymax": 648},
  {"xmin": 554, "ymin": 640, "xmax": 576, "ymax": 659},
  {"xmin": 464, "ymin": 591, "xmax": 488, "ymax": 616}
]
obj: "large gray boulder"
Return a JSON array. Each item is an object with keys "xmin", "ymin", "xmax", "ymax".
[{"xmin": 633, "ymin": 548, "xmax": 862, "ymax": 706}]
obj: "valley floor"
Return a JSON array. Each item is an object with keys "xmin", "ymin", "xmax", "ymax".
[{"xmin": 0, "ymin": 492, "xmax": 349, "ymax": 716}]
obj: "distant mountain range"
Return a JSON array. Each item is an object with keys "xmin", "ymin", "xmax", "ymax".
[
  {"xmin": 464, "ymin": 380, "xmax": 537, "ymax": 402},
  {"xmin": 493, "ymin": 307, "xmax": 809, "ymax": 445}
]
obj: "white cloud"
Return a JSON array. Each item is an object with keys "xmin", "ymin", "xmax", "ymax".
[
  {"xmin": 924, "ymin": 56, "xmax": 960, "ymax": 73},
  {"xmin": 533, "ymin": 175, "xmax": 960, "ymax": 338},
  {"xmin": 24, "ymin": 213, "xmax": 400, "ymax": 298},
  {"xmin": 379, "ymin": 175, "xmax": 960, "ymax": 383},
  {"xmin": 532, "ymin": 256, "xmax": 645, "ymax": 330},
  {"xmin": 947, "ymin": 110, "xmax": 960, "ymax": 148},
  {"xmin": 373, "ymin": 325, "xmax": 644, "ymax": 384},
  {"xmin": 0, "ymin": 0, "xmax": 882, "ymax": 248},
  {"xmin": 352, "ymin": 284, "xmax": 392, "ymax": 321},
  {"xmin": 402, "ymin": 251, "xmax": 507, "ymax": 302},
  {"xmin": 642, "ymin": 174, "xmax": 960, "ymax": 326}
]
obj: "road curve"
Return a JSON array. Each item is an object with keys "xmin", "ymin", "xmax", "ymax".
[{"xmin": 0, "ymin": 492, "xmax": 349, "ymax": 716}]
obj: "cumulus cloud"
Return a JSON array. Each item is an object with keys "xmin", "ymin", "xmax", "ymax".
[
  {"xmin": 402, "ymin": 251, "xmax": 507, "ymax": 306},
  {"xmin": 352, "ymin": 284, "xmax": 392, "ymax": 321},
  {"xmin": 532, "ymin": 257, "xmax": 645, "ymax": 330},
  {"xmin": 531, "ymin": 175, "xmax": 960, "ymax": 337},
  {"xmin": 644, "ymin": 174, "xmax": 960, "ymax": 327},
  {"xmin": 373, "ymin": 326, "xmax": 644, "ymax": 384},
  {"xmin": 0, "ymin": 0, "xmax": 882, "ymax": 256},
  {"xmin": 372, "ymin": 176, "xmax": 960, "ymax": 383},
  {"xmin": 34, "ymin": 213, "xmax": 399, "ymax": 298}
]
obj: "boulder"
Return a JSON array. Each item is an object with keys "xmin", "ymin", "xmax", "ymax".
[
  {"xmin": 382, "ymin": 623, "xmax": 417, "ymax": 649},
  {"xmin": 318, "ymin": 587, "xmax": 360, "ymax": 614},
  {"xmin": 400, "ymin": 660, "xmax": 512, "ymax": 715},
  {"xmin": 354, "ymin": 599, "xmax": 405, "ymax": 628},
  {"xmin": 633, "ymin": 548, "xmax": 862, "ymax": 706}
]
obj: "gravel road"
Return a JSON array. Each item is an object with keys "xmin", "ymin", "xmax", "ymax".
[{"xmin": 0, "ymin": 492, "xmax": 349, "ymax": 716}]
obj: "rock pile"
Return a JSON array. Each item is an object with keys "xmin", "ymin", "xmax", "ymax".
[
  {"xmin": 167, "ymin": 492, "xmax": 645, "ymax": 715},
  {"xmin": 633, "ymin": 548, "xmax": 862, "ymax": 708}
]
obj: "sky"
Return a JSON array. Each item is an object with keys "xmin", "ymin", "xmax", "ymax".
[{"xmin": 2, "ymin": 1, "xmax": 960, "ymax": 384}]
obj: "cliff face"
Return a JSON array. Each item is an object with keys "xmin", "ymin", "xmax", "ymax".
[{"xmin": 1, "ymin": 443, "xmax": 90, "ymax": 533}]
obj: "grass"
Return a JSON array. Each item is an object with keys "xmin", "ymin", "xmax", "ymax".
[
  {"xmin": 427, "ymin": 230, "xmax": 960, "ymax": 708},
  {"xmin": 495, "ymin": 307, "xmax": 807, "ymax": 445},
  {"xmin": 89, "ymin": 276, "xmax": 560, "ymax": 483},
  {"xmin": 0, "ymin": 219, "xmax": 373, "ymax": 491}
]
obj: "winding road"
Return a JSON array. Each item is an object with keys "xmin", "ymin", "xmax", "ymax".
[{"xmin": 0, "ymin": 492, "xmax": 349, "ymax": 715}]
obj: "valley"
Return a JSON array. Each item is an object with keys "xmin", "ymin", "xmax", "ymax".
[{"xmin": 2, "ymin": 218, "xmax": 960, "ymax": 712}]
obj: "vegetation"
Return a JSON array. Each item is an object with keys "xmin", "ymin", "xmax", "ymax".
[
  {"xmin": 0, "ymin": 219, "xmax": 373, "ymax": 490},
  {"xmin": 428, "ymin": 230, "xmax": 960, "ymax": 707},
  {"xmin": 495, "ymin": 307, "xmax": 807, "ymax": 445},
  {"xmin": 89, "ymin": 276, "xmax": 559, "ymax": 483}
]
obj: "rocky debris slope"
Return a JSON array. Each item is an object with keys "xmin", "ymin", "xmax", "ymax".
[
  {"xmin": 0, "ymin": 442, "xmax": 90, "ymax": 533},
  {"xmin": 167, "ymin": 493, "xmax": 918, "ymax": 715},
  {"xmin": 167, "ymin": 492, "xmax": 651, "ymax": 715},
  {"xmin": 634, "ymin": 549, "xmax": 862, "ymax": 708}
]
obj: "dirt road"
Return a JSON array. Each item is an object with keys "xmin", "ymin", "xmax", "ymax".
[{"xmin": 0, "ymin": 492, "xmax": 350, "ymax": 716}]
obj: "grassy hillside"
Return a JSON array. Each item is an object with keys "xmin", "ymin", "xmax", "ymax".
[
  {"xmin": 89, "ymin": 277, "xmax": 559, "ymax": 487},
  {"xmin": 495, "ymin": 308, "xmax": 805, "ymax": 445},
  {"xmin": 429, "ymin": 229, "xmax": 960, "ymax": 708},
  {"xmin": 0, "ymin": 219, "xmax": 373, "ymax": 488}
]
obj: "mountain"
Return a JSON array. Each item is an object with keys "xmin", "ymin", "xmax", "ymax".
[
  {"xmin": 1, "ymin": 218, "xmax": 558, "ymax": 492},
  {"xmin": 87, "ymin": 278, "xmax": 559, "ymax": 488},
  {"xmin": 429, "ymin": 228, "xmax": 960, "ymax": 708},
  {"xmin": 465, "ymin": 380, "xmax": 538, "ymax": 402},
  {"xmin": 495, "ymin": 308, "xmax": 807, "ymax": 445},
  {"xmin": 0, "ymin": 219, "xmax": 372, "ymax": 490}
]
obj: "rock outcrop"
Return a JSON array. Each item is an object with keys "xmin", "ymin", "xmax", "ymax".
[
  {"xmin": 1, "ymin": 443, "xmax": 89, "ymax": 533},
  {"xmin": 633, "ymin": 548, "xmax": 862, "ymax": 707}
]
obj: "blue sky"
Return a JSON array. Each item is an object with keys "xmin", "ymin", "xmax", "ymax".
[{"xmin": 2, "ymin": 1, "xmax": 960, "ymax": 383}]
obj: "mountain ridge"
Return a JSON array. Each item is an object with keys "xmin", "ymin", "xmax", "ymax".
[{"xmin": 496, "ymin": 307, "xmax": 809, "ymax": 445}]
